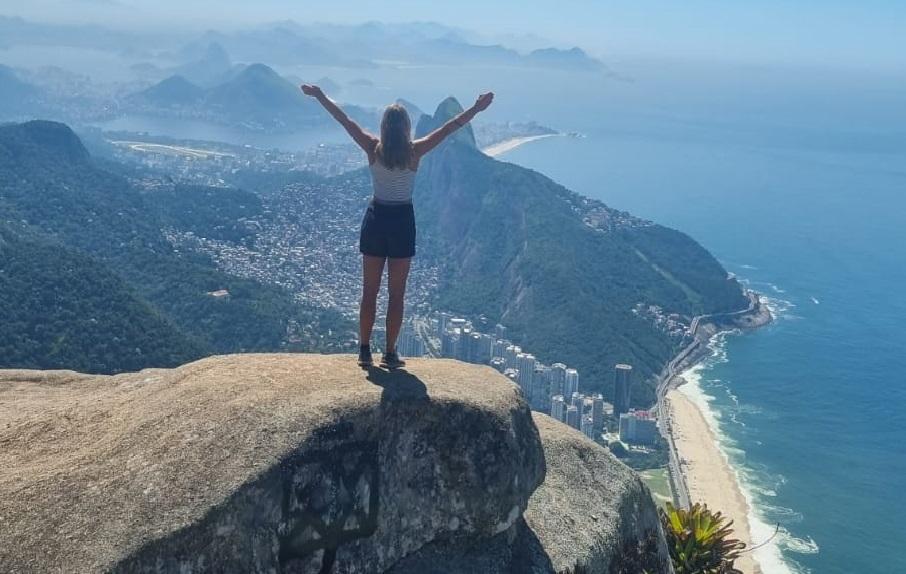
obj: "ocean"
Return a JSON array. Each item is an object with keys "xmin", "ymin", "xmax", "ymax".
[{"xmin": 499, "ymin": 67, "xmax": 906, "ymax": 573}]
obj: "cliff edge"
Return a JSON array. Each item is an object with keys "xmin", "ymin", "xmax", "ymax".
[{"xmin": 0, "ymin": 354, "xmax": 670, "ymax": 573}]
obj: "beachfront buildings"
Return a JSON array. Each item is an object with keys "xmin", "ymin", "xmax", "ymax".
[
  {"xmin": 422, "ymin": 312, "xmax": 635, "ymax": 444},
  {"xmin": 619, "ymin": 410, "xmax": 658, "ymax": 445}
]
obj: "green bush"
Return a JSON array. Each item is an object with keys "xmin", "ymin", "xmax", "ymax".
[{"xmin": 660, "ymin": 502, "xmax": 746, "ymax": 574}]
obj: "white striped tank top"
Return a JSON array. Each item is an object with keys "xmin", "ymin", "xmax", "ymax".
[{"xmin": 369, "ymin": 161, "xmax": 416, "ymax": 204}]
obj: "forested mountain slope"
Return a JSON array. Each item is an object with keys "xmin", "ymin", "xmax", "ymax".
[
  {"xmin": 414, "ymin": 99, "xmax": 747, "ymax": 403},
  {"xmin": 0, "ymin": 120, "xmax": 350, "ymax": 373}
]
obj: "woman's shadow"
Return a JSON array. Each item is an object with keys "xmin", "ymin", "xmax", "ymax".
[{"xmin": 364, "ymin": 366, "xmax": 429, "ymax": 404}]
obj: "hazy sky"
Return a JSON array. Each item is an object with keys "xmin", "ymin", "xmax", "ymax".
[{"xmin": 6, "ymin": 0, "xmax": 906, "ymax": 72}]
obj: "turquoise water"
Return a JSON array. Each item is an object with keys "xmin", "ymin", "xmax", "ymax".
[{"xmin": 502, "ymin": 95, "xmax": 906, "ymax": 573}]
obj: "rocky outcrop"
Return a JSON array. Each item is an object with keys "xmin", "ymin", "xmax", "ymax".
[
  {"xmin": 0, "ymin": 354, "xmax": 670, "ymax": 573},
  {"xmin": 520, "ymin": 414, "xmax": 673, "ymax": 573}
]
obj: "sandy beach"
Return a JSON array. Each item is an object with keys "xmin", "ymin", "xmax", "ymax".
[
  {"xmin": 482, "ymin": 133, "xmax": 558, "ymax": 157},
  {"xmin": 667, "ymin": 387, "xmax": 762, "ymax": 574}
]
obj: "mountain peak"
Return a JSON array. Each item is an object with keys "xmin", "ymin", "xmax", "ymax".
[
  {"xmin": 236, "ymin": 62, "xmax": 281, "ymax": 81},
  {"xmin": 415, "ymin": 96, "xmax": 476, "ymax": 149},
  {"xmin": 0, "ymin": 120, "xmax": 88, "ymax": 163},
  {"xmin": 137, "ymin": 75, "xmax": 204, "ymax": 105}
]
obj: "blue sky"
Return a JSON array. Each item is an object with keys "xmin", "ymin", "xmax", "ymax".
[{"xmin": 7, "ymin": 0, "xmax": 906, "ymax": 72}]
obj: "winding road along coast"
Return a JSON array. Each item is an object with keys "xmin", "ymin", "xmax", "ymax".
[
  {"xmin": 656, "ymin": 290, "xmax": 769, "ymax": 506},
  {"xmin": 656, "ymin": 290, "xmax": 771, "ymax": 574}
]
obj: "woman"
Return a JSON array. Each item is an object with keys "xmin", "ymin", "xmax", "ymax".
[{"xmin": 301, "ymin": 84, "xmax": 494, "ymax": 369}]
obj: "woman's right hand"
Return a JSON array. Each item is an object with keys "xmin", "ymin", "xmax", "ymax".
[
  {"xmin": 474, "ymin": 92, "xmax": 494, "ymax": 112},
  {"xmin": 300, "ymin": 84, "xmax": 324, "ymax": 98}
]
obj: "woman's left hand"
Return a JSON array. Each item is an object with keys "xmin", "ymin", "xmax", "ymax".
[
  {"xmin": 300, "ymin": 84, "xmax": 324, "ymax": 98},
  {"xmin": 474, "ymin": 92, "xmax": 495, "ymax": 112}
]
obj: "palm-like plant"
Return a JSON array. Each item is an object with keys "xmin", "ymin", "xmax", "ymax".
[{"xmin": 660, "ymin": 502, "xmax": 746, "ymax": 574}]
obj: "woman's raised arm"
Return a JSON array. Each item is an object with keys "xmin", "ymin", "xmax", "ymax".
[
  {"xmin": 301, "ymin": 84, "xmax": 377, "ymax": 154},
  {"xmin": 413, "ymin": 92, "xmax": 494, "ymax": 159}
]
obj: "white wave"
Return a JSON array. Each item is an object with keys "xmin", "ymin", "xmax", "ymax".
[
  {"xmin": 760, "ymin": 503, "xmax": 804, "ymax": 523},
  {"xmin": 677, "ymin": 335, "xmax": 810, "ymax": 574},
  {"xmin": 810, "ymin": 296, "xmax": 820, "ymax": 305},
  {"xmin": 779, "ymin": 530, "xmax": 820, "ymax": 555},
  {"xmin": 741, "ymin": 264, "xmax": 759, "ymax": 270},
  {"xmin": 761, "ymin": 295, "xmax": 797, "ymax": 320}
]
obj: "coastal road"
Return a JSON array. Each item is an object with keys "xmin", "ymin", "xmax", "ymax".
[{"xmin": 656, "ymin": 290, "xmax": 761, "ymax": 509}]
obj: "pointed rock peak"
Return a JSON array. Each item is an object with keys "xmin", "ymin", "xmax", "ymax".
[
  {"xmin": 203, "ymin": 42, "xmax": 229, "ymax": 62},
  {"xmin": 433, "ymin": 96, "xmax": 465, "ymax": 122},
  {"xmin": 414, "ymin": 96, "xmax": 476, "ymax": 149}
]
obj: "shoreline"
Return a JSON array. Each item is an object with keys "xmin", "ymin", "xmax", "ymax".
[
  {"xmin": 481, "ymin": 133, "xmax": 559, "ymax": 157},
  {"xmin": 657, "ymin": 291, "xmax": 772, "ymax": 574}
]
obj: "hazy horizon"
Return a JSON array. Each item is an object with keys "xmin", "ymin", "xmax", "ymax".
[{"xmin": 5, "ymin": 1, "xmax": 906, "ymax": 73}]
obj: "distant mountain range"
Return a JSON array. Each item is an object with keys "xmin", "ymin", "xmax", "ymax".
[
  {"xmin": 128, "ymin": 62, "xmax": 409, "ymax": 132},
  {"xmin": 128, "ymin": 63, "xmax": 327, "ymax": 130},
  {"xmin": 0, "ymin": 16, "xmax": 608, "ymax": 74}
]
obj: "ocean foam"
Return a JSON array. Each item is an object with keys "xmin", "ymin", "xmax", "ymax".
[{"xmin": 678, "ymin": 334, "xmax": 811, "ymax": 574}]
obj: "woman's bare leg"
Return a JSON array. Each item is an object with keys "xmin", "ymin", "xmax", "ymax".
[
  {"xmin": 360, "ymin": 255, "xmax": 386, "ymax": 346},
  {"xmin": 385, "ymin": 257, "xmax": 412, "ymax": 353}
]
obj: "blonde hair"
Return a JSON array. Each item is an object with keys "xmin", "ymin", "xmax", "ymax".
[{"xmin": 375, "ymin": 104, "xmax": 413, "ymax": 170}]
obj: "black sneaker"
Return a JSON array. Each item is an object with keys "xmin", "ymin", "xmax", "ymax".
[
  {"xmin": 380, "ymin": 351, "xmax": 406, "ymax": 370},
  {"xmin": 358, "ymin": 345, "xmax": 373, "ymax": 368}
]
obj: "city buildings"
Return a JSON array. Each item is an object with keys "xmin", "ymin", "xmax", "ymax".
[
  {"xmin": 548, "ymin": 363, "xmax": 567, "ymax": 398},
  {"xmin": 619, "ymin": 410, "xmax": 658, "ymax": 445},
  {"xmin": 591, "ymin": 394, "xmax": 605, "ymax": 433},
  {"xmin": 581, "ymin": 415, "xmax": 596, "ymax": 439},
  {"xmin": 566, "ymin": 405, "xmax": 580, "ymax": 430},
  {"xmin": 415, "ymin": 311, "xmax": 625, "ymax": 443},
  {"xmin": 565, "ymin": 368, "xmax": 579, "ymax": 399},
  {"xmin": 398, "ymin": 326, "xmax": 425, "ymax": 358},
  {"xmin": 550, "ymin": 395, "xmax": 566, "ymax": 422},
  {"xmin": 613, "ymin": 363, "xmax": 633, "ymax": 420}
]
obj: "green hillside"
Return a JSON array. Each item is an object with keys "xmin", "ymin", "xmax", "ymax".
[
  {"xmin": 0, "ymin": 227, "xmax": 204, "ymax": 373},
  {"xmin": 0, "ymin": 120, "xmax": 352, "ymax": 373},
  {"xmin": 414, "ymin": 99, "xmax": 747, "ymax": 405}
]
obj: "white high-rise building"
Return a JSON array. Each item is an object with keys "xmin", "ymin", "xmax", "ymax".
[
  {"xmin": 565, "ymin": 368, "xmax": 579, "ymax": 398},
  {"xmin": 591, "ymin": 394, "xmax": 605, "ymax": 433},
  {"xmin": 570, "ymin": 391, "xmax": 583, "ymax": 409},
  {"xmin": 531, "ymin": 365, "xmax": 549, "ymax": 412},
  {"xmin": 550, "ymin": 395, "xmax": 566, "ymax": 422},
  {"xmin": 581, "ymin": 415, "xmax": 596, "ymax": 440},
  {"xmin": 566, "ymin": 405, "xmax": 580, "ymax": 429},
  {"xmin": 548, "ymin": 363, "xmax": 567, "ymax": 399},
  {"xmin": 517, "ymin": 353, "xmax": 536, "ymax": 398},
  {"xmin": 504, "ymin": 345, "xmax": 521, "ymax": 370},
  {"xmin": 491, "ymin": 339, "xmax": 508, "ymax": 360},
  {"xmin": 475, "ymin": 333, "xmax": 494, "ymax": 364}
]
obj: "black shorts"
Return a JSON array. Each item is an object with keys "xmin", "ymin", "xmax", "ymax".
[{"xmin": 359, "ymin": 200, "xmax": 416, "ymax": 258}]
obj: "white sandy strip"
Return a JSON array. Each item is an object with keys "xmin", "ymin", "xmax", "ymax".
[
  {"xmin": 482, "ymin": 133, "xmax": 558, "ymax": 157},
  {"xmin": 667, "ymin": 388, "xmax": 762, "ymax": 574}
]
